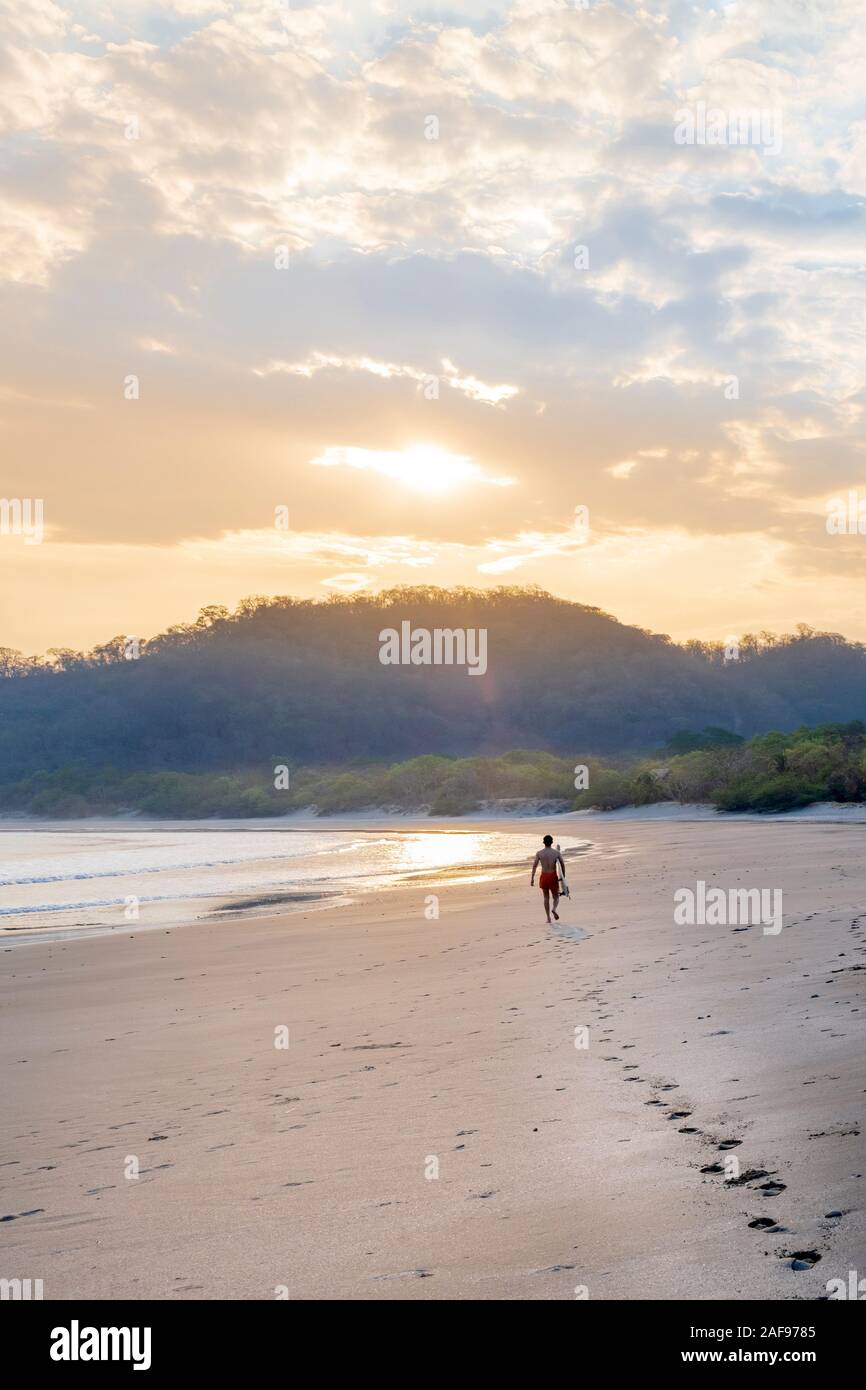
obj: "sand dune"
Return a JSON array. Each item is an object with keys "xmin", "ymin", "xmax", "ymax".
[{"xmin": 1, "ymin": 819, "xmax": 863, "ymax": 1300}]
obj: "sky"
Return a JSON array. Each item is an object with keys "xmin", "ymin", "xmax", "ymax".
[{"xmin": 2, "ymin": 0, "xmax": 866, "ymax": 654}]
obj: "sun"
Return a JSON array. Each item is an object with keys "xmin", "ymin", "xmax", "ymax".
[
  {"xmin": 311, "ymin": 444, "xmax": 514, "ymax": 494},
  {"xmin": 388, "ymin": 444, "xmax": 482, "ymax": 494}
]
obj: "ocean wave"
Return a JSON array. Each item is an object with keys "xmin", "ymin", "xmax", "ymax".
[{"xmin": 0, "ymin": 848, "xmax": 331, "ymax": 887}]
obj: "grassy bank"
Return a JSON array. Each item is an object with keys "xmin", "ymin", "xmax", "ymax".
[
  {"xmin": 0, "ymin": 750, "xmax": 579, "ymax": 819},
  {"xmin": 573, "ymin": 722, "xmax": 866, "ymax": 814},
  {"xmin": 2, "ymin": 723, "xmax": 866, "ymax": 818}
]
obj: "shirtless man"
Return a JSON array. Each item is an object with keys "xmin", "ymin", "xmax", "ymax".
[{"xmin": 531, "ymin": 834, "xmax": 565, "ymax": 923}]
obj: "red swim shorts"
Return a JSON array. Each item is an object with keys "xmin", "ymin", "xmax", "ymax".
[{"xmin": 539, "ymin": 871, "xmax": 559, "ymax": 893}]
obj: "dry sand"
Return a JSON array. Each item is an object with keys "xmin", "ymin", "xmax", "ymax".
[{"xmin": 1, "ymin": 819, "xmax": 864, "ymax": 1301}]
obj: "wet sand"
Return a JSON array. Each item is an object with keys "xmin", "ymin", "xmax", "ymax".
[{"xmin": 1, "ymin": 819, "xmax": 864, "ymax": 1300}]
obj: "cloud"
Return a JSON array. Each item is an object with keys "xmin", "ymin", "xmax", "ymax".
[
  {"xmin": 254, "ymin": 349, "xmax": 518, "ymax": 406},
  {"xmin": 3, "ymin": 0, "xmax": 866, "ymax": 649}
]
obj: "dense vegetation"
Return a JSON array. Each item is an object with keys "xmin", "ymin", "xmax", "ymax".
[
  {"xmin": 3, "ymin": 588, "xmax": 866, "ymax": 762},
  {"xmin": 1, "ymin": 724, "xmax": 865, "ymax": 819},
  {"xmin": 574, "ymin": 722, "xmax": 866, "ymax": 814},
  {"xmin": 2, "ymin": 587, "xmax": 866, "ymax": 817},
  {"xmin": 0, "ymin": 750, "xmax": 578, "ymax": 819}
]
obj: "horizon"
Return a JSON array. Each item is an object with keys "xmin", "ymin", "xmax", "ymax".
[
  {"xmin": 3, "ymin": 2, "xmax": 866, "ymax": 653},
  {"xmin": 3, "ymin": 583, "xmax": 862, "ymax": 664}
]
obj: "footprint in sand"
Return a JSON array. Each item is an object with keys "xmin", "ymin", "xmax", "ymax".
[
  {"xmin": 785, "ymin": 1250, "xmax": 822, "ymax": 1271},
  {"xmin": 723, "ymin": 1167, "xmax": 770, "ymax": 1185}
]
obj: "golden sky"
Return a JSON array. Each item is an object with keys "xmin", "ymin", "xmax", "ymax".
[{"xmin": 3, "ymin": 0, "xmax": 866, "ymax": 654}]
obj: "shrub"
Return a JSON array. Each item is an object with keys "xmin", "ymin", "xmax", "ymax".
[
  {"xmin": 574, "ymin": 769, "xmax": 633, "ymax": 811},
  {"xmin": 713, "ymin": 775, "xmax": 823, "ymax": 813}
]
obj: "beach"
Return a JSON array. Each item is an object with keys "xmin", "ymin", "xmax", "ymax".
[{"xmin": 2, "ymin": 818, "xmax": 864, "ymax": 1301}]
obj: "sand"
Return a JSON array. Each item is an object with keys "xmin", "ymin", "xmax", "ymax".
[{"xmin": 1, "ymin": 818, "xmax": 864, "ymax": 1301}]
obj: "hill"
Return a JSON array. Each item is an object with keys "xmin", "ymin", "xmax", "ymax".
[{"xmin": 2, "ymin": 587, "xmax": 866, "ymax": 790}]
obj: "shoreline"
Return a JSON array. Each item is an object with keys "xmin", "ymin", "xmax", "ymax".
[
  {"xmin": 2, "ymin": 818, "xmax": 863, "ymax": 1300},
  {"xmin": 4, "ymin": 796, "xmax": 866, "ymax": 833},
  {"xmin": 0, "ymin": 821, "xmax": 597, "ymax": 949}
]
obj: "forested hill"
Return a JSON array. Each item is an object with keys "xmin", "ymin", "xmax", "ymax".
[{"xmin": 2, "ymin": 586, "xmax": 866, "ymax": 779}]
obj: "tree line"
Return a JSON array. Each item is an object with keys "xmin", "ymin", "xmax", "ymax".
[{"xmin": 2, "ymin": 587, "xmax": 866, "ymax": 800}]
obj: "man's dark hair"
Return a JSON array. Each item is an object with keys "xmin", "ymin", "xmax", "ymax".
[{"xmin": 543, "ymin": 834, "xmax": 553, "ymax": 846}]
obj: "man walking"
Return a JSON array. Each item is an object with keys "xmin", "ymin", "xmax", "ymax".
[{"xmin": 531, "ymin": 834, "xmax": 566, "ymax": 923}]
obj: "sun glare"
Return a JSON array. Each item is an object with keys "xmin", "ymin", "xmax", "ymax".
[
  {"xmin": 394, "ymin": 445, "xmax": 480, "ymax": 494},
  {"xmin": 311, "ymin": 444, "xmax": 513, "ymax": 494}
]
